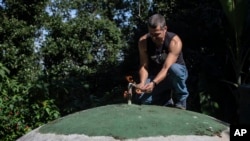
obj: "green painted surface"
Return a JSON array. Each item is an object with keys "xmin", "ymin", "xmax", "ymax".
[{"xmin": 39, "ymin": 104, "xmax": 228, "ymax": 139}]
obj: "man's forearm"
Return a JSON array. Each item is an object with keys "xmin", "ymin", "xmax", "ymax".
[{"xmin": 139, "ymin": 67, "xmax": 148, "ymax": 84}]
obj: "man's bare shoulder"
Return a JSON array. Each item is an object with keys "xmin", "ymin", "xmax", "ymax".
[
  {"xmin": 171, "ymin": 35, "xmax": 182, "ymax": 43},
  {"xmin": 169, "ymin": 35, "xmax": 182, "ymax": 53}
]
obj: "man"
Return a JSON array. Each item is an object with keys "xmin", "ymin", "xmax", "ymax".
[{"xmin": 136, "ymin": 14, "xmax": 189, "ymax": 109}]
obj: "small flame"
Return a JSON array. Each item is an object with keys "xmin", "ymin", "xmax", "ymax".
[
  {"xmin": 135, "ymin": 89, "xmax": 142, "ymax": 94},
  {"xmin": 126, "ymin": 75, "xmax": 134, "ymax": 83}
]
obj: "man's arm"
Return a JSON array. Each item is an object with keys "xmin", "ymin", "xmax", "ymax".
[
  {"xmin": 152, "ymin": 35, "xmax": 182, "ymax": 84},
  {"xmin": 138, "ymin": 34, "xmax": 149, "ymax": 85}
]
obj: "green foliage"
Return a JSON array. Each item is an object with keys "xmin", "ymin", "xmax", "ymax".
[
  {"xmin": 2, "ymin": 0, "xmax": 48, "ymax": 25},
  {"xmin": 219, "ymin": 0, "xmax": 249, "ymax": 85},
  {"xmin": 1, "ymin": 0, "xmax": 61, "ymax": 140},
  {"xmin": 44, "ymin": 18, "xmax": 122, "ymax": 73},
  {"xmin": 219, "ymin": 0, "xmax": 247, "ymax": 37},
  {"xmin": 1, "ymin": 0, "xmax": 45, "ymax": 74},
  {"xmin": 0, "ymin": 63, "xmax": 60, "ymax": 141},
  {"xmin": 39, "ymin": 0, "xmax": 126, "ymax": 115},
  {"xmin": 42, "ymin": 3, "xmax": 124, "ymax": 77},
  {"xmin": 197, "ymin": 72, "xmax": 221, "ymax": 117},
  {"xmin": 0, "ymin": 12, "xmax": 42, "ymax": 84}
]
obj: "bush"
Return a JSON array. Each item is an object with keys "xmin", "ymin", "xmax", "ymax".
[{"xmin": 0, "ymin": 63, "xmax": 60, "ymax": 141}]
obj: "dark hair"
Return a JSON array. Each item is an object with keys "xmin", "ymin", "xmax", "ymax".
[{"xmin": 147, "ymin": 14, "xmax": 166, "ymax": 29}]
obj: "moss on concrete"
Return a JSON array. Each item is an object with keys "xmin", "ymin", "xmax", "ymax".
[{"xmin": 39, "ymin": 104, "xmax": 228, "ymax": 139}]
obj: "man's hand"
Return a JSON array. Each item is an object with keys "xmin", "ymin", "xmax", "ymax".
[{"xmin": 136, "ymin": 82, "xmax": 155, "ymax": 93}]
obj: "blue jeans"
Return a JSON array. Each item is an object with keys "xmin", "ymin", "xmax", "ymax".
[{"xmin": 135, "ymin": 63, "xmax": 189, "ymax": 109}]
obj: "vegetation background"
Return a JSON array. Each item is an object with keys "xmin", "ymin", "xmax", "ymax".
[{"xmin": 0, "ymin": 0, "xmax": 249, "ymax": 140}]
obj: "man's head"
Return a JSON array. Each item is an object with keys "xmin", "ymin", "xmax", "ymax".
[
  {"xmin": 147, "ymin": 14, "xmax": 167, "ymax": 46},
  {"xmin": 148, "ymin": 14, "xmax": 166, "ymax": 29}
]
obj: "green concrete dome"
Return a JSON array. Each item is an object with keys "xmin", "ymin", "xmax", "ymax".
[{"xmin": 17, "ymin": 104, "xmax": 229, "ymax": 141}]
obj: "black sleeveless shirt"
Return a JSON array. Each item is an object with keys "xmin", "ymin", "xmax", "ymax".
[{"xmin": 146, "ymin": 32, "xmax": 186, "ymax": 75}]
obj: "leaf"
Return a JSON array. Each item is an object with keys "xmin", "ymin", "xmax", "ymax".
[
  {"xmin": 219, "ymin": 0, "xmax": 247, "ymax": 36},
  {"xmin": 45, "ymin": 108, "xmax": 50, "ymax": 114},
  {"xmin": 9, "ymin": 104, "xmax": 14, "ymax": 110}
]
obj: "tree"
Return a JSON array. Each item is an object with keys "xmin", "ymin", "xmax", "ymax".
[
  {"xmin": 40, "ymin": 0, "xmax": 126, "ymax": 114},
  {"xmin": 218, "ymin": 0, "xmax": 250, "ymax": 124},
  {"xmin": 0, "ymin": 1, "xmax": 60, "ymax": 140},
  {"xmin": 0, "ymin": 0, "xmax": 48, "ymax": 82},
  {"xmin": 219, "ymin": 0, "xmax": 249, "ymax": 86}
]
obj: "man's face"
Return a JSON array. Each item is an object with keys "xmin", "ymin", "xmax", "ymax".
[{"xmin": 148, "ymin": 26, "xmax": 167, "ymax": 46}]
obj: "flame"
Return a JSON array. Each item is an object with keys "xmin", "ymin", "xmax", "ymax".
[
  {"xmin": 135, "ymin": 89, "xmax": 142, "ymax": 94},
  {"xmin": 125, "ymin": 75, "xmax": 134, "ymax": 83}
]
